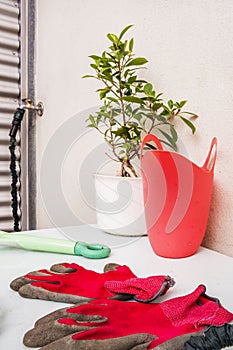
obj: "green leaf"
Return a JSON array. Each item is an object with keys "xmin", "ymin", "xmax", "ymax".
[
  {"xmin": 179, "ymin": 116, "xmax": 196, "ymax": 134},
  {"xmin": 158, "ymin": 128, "xmax": 177, "ymax": 150},
  {"xmin": 99, "ymin": 74, "xmax": 114, "ymax": 83},
  {"xmin": 155, "ymin": 114, "xmax": 167, "ymax": 122},
  {"xmin": 160, "ymin": 139, "xmax": 177, "ymax": 151},
  {"xmin": 178, "ymin": 100, "xmax": 187, "ymax": 108},
  {"xmin": 133, "ymin": 113, "xmax": 143, "ymax": 121},
  {"xmin": 124, "ymin": 69, "xmax": 131, "ymax": 79},
  {"xmin": 143, "ymin": 83, "xmax": 153, "ymax": 95},
  {"xmin": 122, "ymin": 96, "xmax": 144, "ymax": 104},
  {"xmin": 99, "ymin": 111, "xmax": 111, "ymax": 118},
  {"xmin": 128, "ymin": 76, "xmax": 137, "ymax": 84},
  {"xmin": 152, "ymin": 102, "xmax": 163, "ymax": 111},
  {"xmin": 168, "ymin": 99, "xmax": 174, "ymax": 109},
  {"xmin": 88, "ymin": 115, "xmax": 97, "ymax": 128},
  {"xmin": 107, "ymin": 33, "xmax": 118, "ymax": 43},
  {"xmin": 90, "ymin": 63, "xmax": 98, "ymax": 70},
  {"xmin": 82, "ymin": 74, "xmax": 97, "ymax": 79},
  {"xmin": 132, "ymin": 107, "xmax": 140, "ymax": 114},
  {"xmin": 134, "ymin": 79, "xmax": 148, "ymax": 84},
  {"xmin": 106, "ymin": 97, "xmax": 120, "ymax": 104},
  {"xmin": 145, "ymin": 143, "xmax": 157, "ymax": 150},
  {"xmin": 101, "ymin": 69, "xmax": 113, "ymax": 78},
  {"xmin": 119, "ymin": 24, "xmax": 133, "ymax": 40},
  {"xmin": 128, "ymin": 121, "xmax": 139, "ymax": 127},
  {"xmin": 126, "ymin": 57, "xmax": 148, "ymax": 66},
  {"xmin": 161, "ymin": 106, "xmax": 170, "ymax": 116},
  {"xmin": 101, "ymin": 51, "xmax": 106, "ymax": 59},
  {"xmin": 170, "ymin": 124, "xmax": 178, "ymax": 142},
  {"xmin": 99, "ymin": 87, "xmax": 110, "ymax": 100},
  {"xmin": 86, "ymin": 124, "xmax": 96, "ymax": 128},
  {"xmin": 122, "ymin": 142, "xmax": 131, "ymax": 150},
  {"xmin": 129, "ymin": 38, "xmax": 134, "ymax": 51},
  {"xmin": 181, "ymin": 112, "xmax": 198, "ymax": 118},
  {"xmin": 156, "ymin": 93, "xmax": 163, "ymax": 100},
  {"xmin": 112, "ymin": 126, "xmax": 130, "ymax": 138},
  {"xmin": 89, "ymin": 55, "xmax": 101, "ymax": 61}
]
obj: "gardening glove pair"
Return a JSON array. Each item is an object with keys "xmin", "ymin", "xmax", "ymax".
[
  {"xmin": 23, "ymin": 285, "xmax": 233, "ymax": 349},
  {"xmin": 10, "ymin": 262, "xmax": 175, "ymax": 303}
]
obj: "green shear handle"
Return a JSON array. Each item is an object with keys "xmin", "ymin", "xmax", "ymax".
[
  {"xmin": 0, "ymin": 231, "xmax": 111, "ymax": 259},
  {"xmin": 74, "ymin": 241, "xmax": 111, "ymax": 259}
]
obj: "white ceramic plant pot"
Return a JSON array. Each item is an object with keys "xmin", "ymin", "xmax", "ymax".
[{"xmin": 94, "ymin": 174, "xmax": 147, "ymax": 236}]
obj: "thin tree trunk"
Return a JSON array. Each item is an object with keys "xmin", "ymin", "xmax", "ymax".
[{"xmin": 121, "ymin": 160, "xmax": 138, "ymax": 177}]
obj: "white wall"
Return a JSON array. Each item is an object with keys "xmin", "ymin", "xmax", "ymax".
[{"xmin": 35, "ymin": 0, "xmax": 233, "ymax": 256}]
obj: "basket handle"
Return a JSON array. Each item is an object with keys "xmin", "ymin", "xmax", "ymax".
[
  {"xmin": 202, "ymin": 137, "xmax": 217, "ymax": 172},
  {"xmin": 140, "ymin": 134, "xmax": 164, "ymax": 161}
]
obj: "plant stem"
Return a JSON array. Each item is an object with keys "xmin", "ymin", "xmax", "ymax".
[{"xmin": 121, "ymin": 159, "xmax": 138, "ymax": 177}]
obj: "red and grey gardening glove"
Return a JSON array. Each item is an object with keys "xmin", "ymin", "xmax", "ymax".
[
  {"xmin": 23, "ymin": 285, "xmax": 233, "ymax": 349},
  {"xmin": 10, "ymin": 262, "xmax": 174, "ymax": 303}
]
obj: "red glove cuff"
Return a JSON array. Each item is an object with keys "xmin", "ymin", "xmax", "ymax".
[{"xmin": 104, "ymin": 275, "xmax": 175, "ymax": 302}]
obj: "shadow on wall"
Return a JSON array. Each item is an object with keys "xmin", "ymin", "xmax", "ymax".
[{"xmin": 202, "ymin": 182, "xmax": 233, "ymax": 258}]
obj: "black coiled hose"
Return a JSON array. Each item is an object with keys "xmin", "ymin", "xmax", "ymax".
[{"xmin": 9, "ymin": 107, "xmax": 25, "ymax": 231}]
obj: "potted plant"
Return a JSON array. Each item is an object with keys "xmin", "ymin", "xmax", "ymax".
[{"xmin": 83, "ymin": 25, "xmax": 198, "ymax": 236}]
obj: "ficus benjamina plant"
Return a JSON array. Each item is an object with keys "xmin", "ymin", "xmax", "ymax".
[{"xmin": 83, "ymin": 24, "xmax": 198, "ymax": 177}]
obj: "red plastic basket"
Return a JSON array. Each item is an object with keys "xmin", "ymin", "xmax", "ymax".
[{"xmin": 140, "ymin": 134, "xmax": 217, "ymax": 258}]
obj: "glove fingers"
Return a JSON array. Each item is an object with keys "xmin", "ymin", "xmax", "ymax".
[
  {"xmin": 17, "ymin": 284, "xmax": 94, "ymax": 303},
  {"xmin": 37, "ymin": 333, "xmax": 156, "ymax": 350},
  {"xmin": 151, "ymin": 330, "xmax": 204, "ymax": 350},
  {"xmin": 50, "ymin": 262, "xmax": 123, "ymax": 274},
  {"xmin": 23, "ymin": 321, "xmax": 96, "ymax": 347},
  {"xmin": 49, "ymin": 263, "xmax": 78, "ymax": 274},
  {"xmin": 26, "ymin": 313, "xmax": 108, "ymax": 347},
  {"xmin": 103, "ymin": 263, "xmax": 121, "ymax": 272},
  {"xmin": 35, "ymin": 306, "xmax": 74, "ymax": 326},
  {"xmin": 35, "ymin": 304, "xmax": 105, "ymax": 327},
  {"xmin": 10, "ymin": 270, "xmax": 56, "ymax": 291},
  {"xmin": 67, "ymin": 300, "xmax": 112, "ymax": 315},
  {"xmin": 10, "ymin": 264, "xmax": 78, "ymax": 292}
]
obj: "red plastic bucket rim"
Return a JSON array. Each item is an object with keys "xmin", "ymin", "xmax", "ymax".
[{"xmin": 140, "ymin": 134, "xmax": 217, "ymax": 173}]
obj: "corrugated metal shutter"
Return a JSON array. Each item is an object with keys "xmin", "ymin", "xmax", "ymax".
[{"xmin": 0, "ymin": 0, "xmax": 20, "ymax": 231}]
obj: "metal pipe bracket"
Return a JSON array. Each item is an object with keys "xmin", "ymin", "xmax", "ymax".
[{"xmin": 20, "ymin": 98, "xmax": 44, "ymax": 117}]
